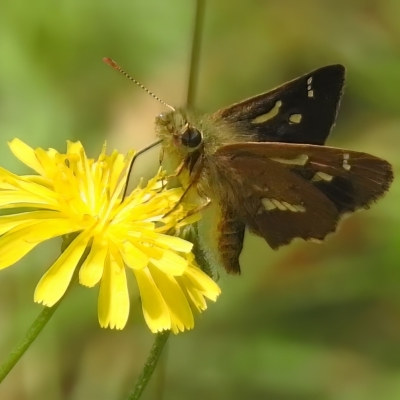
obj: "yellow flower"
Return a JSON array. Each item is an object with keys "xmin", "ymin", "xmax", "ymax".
[{"xmin": 0, "ymin": 139, "xmax": 220, "ymax": 332}]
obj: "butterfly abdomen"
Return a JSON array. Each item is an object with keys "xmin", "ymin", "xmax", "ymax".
[{"xmin": 216, "ymin": 205, "xmax": 245, "ymax": 274}]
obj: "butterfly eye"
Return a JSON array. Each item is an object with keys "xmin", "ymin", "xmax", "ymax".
[
  {"xmin": 181, "ymin": 125, "xmax": 202, "ymax": 148},
  {"xmin": 156, "ymin": 113, "xmax": 170, "ymax": 126}
]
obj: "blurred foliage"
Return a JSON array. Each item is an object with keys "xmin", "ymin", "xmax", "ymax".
[{"xmin": 1, "ymin": 0, "xmax": 400, "ymax": 399}]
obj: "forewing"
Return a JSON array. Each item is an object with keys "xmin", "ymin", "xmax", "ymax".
[
  {"xmin": 213, "ymin": 142, "xmax": 393, "ymax": 250},
  {"xmin": 212, "ymin": 65, "xmax": 345, "ymax": 145}
]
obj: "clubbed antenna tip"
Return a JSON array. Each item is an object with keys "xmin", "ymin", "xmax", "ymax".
[{"xmin": 103, "ymin": 57, "xmax": 119, "ymax": 70}]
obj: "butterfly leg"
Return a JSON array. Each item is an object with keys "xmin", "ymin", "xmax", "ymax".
[
  {"xmin": 164, "ymin": 156, "xmax": 204, "ymax": 217},
  {"xmin": 164, "ymin": 158, "xmax": 189, "ymax": 181},
  {"xmin": 158, "ymin": 147, "xmax": 164, "ymax": 165},
  {"xmin": 176, "ymin": 197, "xmax": 211, "ymax": 225}
]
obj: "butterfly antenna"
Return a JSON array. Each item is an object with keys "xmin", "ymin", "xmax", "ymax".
[
  {"xmin": 186, "ymin": 0, "xmax": 206, "ymax": 108},
  {"xmin": 103, "ymin": 57, "xmax": 175, "ymax": 111},
  {"xmin": 121, "ymin": 139, "xmax": 162, "ymax": 200}
]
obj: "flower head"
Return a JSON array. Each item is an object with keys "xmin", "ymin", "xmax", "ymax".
[{"xmin": 0, "ymin": 139, "xmax": 220, "ymax": 332}]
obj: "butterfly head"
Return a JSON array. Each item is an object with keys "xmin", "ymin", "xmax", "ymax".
[{"xmin": 156, "ymin": 110, "xmax": 204, "ymax": 155}]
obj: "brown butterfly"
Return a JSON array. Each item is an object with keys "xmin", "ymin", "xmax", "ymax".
[{"xmin": 155, "ymin": 65, "xmax": 393, "ymax": 274}]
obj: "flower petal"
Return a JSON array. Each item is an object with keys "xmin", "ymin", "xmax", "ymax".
[
  {"xmin": 8, "ymin": 139, "xmax": 46, "ymax": 175},
  {"xmin": 34, "ymin": 232, "xmax": 91, "ymax": 306},
  {"xmin": 0, "ymin": 195, "xmax": 56, "ymax": 210},
  {"xmin": 133, "ymin": 268, "xmax": 171, "ymax": 333},
  {"xmin": 10, "ymin": 176, "xmax": 58, "ymax": 200},
  {"xmin": 176, "ymin": 275, "xmax": 207, "ymax": 312},
  {"xmin": 0, "ymin": 218, "xmax": 79, "ymax": 269},
  {"xmin": 149, "ymin": 264, "xmax": 194, "ymax": 334},
  {"xmin": 98, "ymin": 252, "xmax": 130, "ymax": 329},
  {"xmin": 79, "ymin": 237, "xmax": 108, "ymax": 287},
  {"xmin": 185, "ymin": 264, "xmax": 221, "ymax": 301},
  {"xmin": 134, "ymin": 242, "xmax": 164, "ymax": 260},
  {"xmin": 154, "ymin": 234, "xmax": 193, "ymax": 253},
  {"xmin": 0, "ymin": 211, "xmax": 62, "ymax": 235},
  {"xmin": 150, "ymin": 249, "xmax": 188, "ymax": 276},
  {"xmin": 119, "ymin": 242, "xmax": 149, "ymax": 270},
  {"xmin": 0, "ymin": 233, "xmax": 39, "ymax": 270}
]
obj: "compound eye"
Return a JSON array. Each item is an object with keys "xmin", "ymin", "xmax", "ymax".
[
  {"xmin": 156, "ymin": 113, "xmax": 169, "ymax": 126},
  {"xmin": 181, "ymin": 126, "xmax": 202, "ymax": 148}
]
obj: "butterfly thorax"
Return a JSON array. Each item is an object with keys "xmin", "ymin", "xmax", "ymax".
[
  {"xmin": 158, "ymin": 107, "xmax": 250, "ymax": 154},
  {"xmin": 155, "ymin": 107, "xmax": 238, "ymax": 196}
]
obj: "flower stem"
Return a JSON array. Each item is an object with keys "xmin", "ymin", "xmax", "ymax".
[
  {"xmin": 126, "ymin": 330, "xmax": 171, "ymax": 400},
  {"xmin": 0, "ymin": 236, "xmax": 86, "ymax": 384},
  {"xmin": 0, "ymin": 302, "xmax": 60, "ymax": 383}
]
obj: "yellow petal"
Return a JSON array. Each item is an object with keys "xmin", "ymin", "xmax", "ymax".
[
  {"xmin": 109, "ymin": 152, "xmax": 131, "ymax": 194},
  {"xmin": 20, "ymin": 175, "xmax": 52, "ymax": 187},
  {"xmin": 98, "ymin": 253, "xmax": 130, "ymax": 330},
  {"xmin": 0, "ymin": 211, "xmax": 62, "ymax": 235},
  {"xmin": 149, "ymin": 265, "xmax": 194, "ymax": 334},
  {"xmin": 133, "ymin": 268, "xmax": 171, "ymax": 333},
  {"xmin": 34, "ymin": 232, "xmax": 91, "ymax": 306},
  {"xmin": 8, "ymin": 139, "xmax": 46, "ymax": 175},
  {"xmin": 0, "ymin": 218, "xmax": 78, "ymax": 269},
  {"xmin": 177, "ymin": 275, "xmax": 207, "ymax": 311},
  {"xmin": 185, "ymin": 264, "xmax": 221, "ymax": 301},
  {"xmin": 14, "ymin": 218, "xmax": 79, "ymax": 242},
  {"xmin": 0, "ymin": 234, "xmax": 39, "ymax": 270},
  {"xmin": 134, "ymin": 242, "xmax": 164, "ymax": 260},
  {"xmin": 34, "ymin": 148, "xmax": 61, "ymax": 180},
  {"xmin": 11, "ymin": 176, "xmax": 58, "ymax": 200},
  {"xmin": 154, "ymin": 234, "xmax": 193, "ymax": 253},
  {"xmin": 120, "ymin": 242, "xmax": 149, "ymax": 270},
  {"xmin": 150, "ymin": 249, "xmax": 187, "ymax": 276},
  {"xmin": 0, "ymin": 166, "xmax": 26, "ymax": 188},
  {"xmin": 66, "ymin": 140, "xmax": 84, "ymax": 155},
  {"xmin": 79, "ymin": 237, "xmax": 108, "ymax": 287},
  {"xmin": 0, "ymin": 192, "xmax": 58, "ymax": 210}
]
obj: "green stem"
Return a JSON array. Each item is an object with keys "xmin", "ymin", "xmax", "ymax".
[
  {"xmin": 126, "ymin": 330, "xmax": 171, "ymax": 400},
  {"xmin": 0, "ymin": 234, "xmax": 85, "ymax": 384},
  {"xmin": 186, "ymin": 0, "xmax": 205, "ymax": 108},
  {"xmin": 0, "ymin": 302, "xmax": 61, "ymax": 383}
]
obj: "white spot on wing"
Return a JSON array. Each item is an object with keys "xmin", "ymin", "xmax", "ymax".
[
  {"xmin": 261, "ymin": 198, "xmax": 306, "ymax": 213},
  {"xmin": 261, "ymin": 198, "xmax": 276, "ymax": 210},
  {"xmin": 289, "ymin": 114, "xmax": 302, "ymax": 124},
  {"xmin": 270, "ymin": 154, "xmax": 309, "ymax": 166},
  {"xmin": 271, "ymin": 199, "xmax": 287, "ymax": 211},
  {"xmin": 281, "ymin": 201, "xmax": 298, "ymax": 212},
  {"xmin": 342, "ymin": 153, "xmax": 351, "ymax": 170},
  {"xmin": 307, "ymin": 76, "xmax": 314, "ymax": 98},
  {"xmin": 312, "ymin": 172, "xmax": 334, "ymax": 182},
  {"xmin": 252, "ymin": 101, "xmax": 282, "ymax": 124}
]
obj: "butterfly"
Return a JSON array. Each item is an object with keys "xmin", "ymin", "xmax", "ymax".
[{"xmin": 155, "ymin": 65, "xmax": 393, "ymax": 274}]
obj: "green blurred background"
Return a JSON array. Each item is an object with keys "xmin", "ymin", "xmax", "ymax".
[{"xmin": 1, "ymin": 0, "xmax": 400, "ymax": 399}]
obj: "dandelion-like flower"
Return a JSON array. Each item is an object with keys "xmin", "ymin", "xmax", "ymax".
[{"xmin": 0, "ymin": 139, "xmax": 220, "ymax": 332}]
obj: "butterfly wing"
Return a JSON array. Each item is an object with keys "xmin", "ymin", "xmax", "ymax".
[
  {"xmin": 212, "ymin": 142, "xmax": 393, "ymax": 273},
  {"xmin": 211, "ymin": 65, "xmax": 345, "ymax": 145}
]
